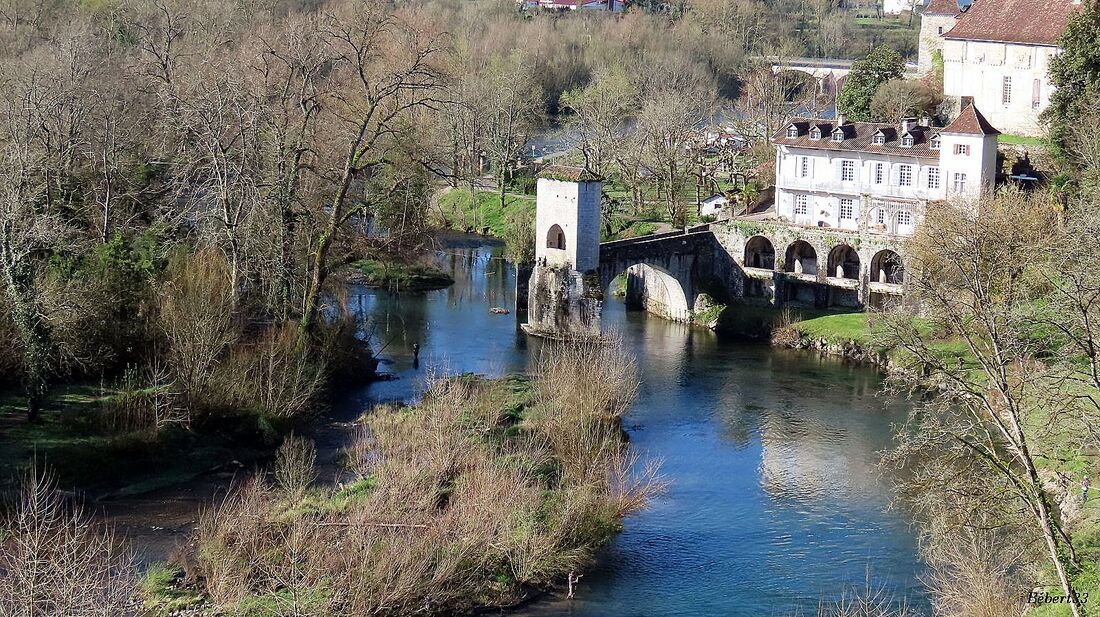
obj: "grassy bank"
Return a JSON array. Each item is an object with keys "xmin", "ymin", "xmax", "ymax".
[
  {"xmin": 349, "ymin": 257, "xmax": 454, "ymax": 291},
  {"xmin": 437, "ymin": 188, "xmax": 536, "ymax": 237},
  {"xmin": 0, "ymin": 384, "xmax": 285, "ymax": 496},
  {"xmin": 164, "ymin": 338, "xmax": 659, "ymax": 616}
]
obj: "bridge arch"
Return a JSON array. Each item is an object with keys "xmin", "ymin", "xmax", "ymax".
[
  {"xmin": 744, "ymin": 236, "xmax": 776, "ymax": 269},
  {"xmin": 609, "ymin": 263, "xmax": 691, "ymax": 322},
  {"xmin": 870, "ymin": 250, "xmax": 905, "ymax": 284},
  {"xmin": 827, "ymin": 244, "xmax": 860, "ymax": 279},
  {"xmin": 783, "ymin": 240, "xmax": 818, "ymax": 275}
]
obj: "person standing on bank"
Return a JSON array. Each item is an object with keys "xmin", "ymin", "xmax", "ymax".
[{"xmin": 412, "ymin": 342, "xmax": 420, "ymax": 370}]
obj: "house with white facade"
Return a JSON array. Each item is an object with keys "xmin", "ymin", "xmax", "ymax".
[
  {"xmin": 925, "ymin": 0, "xmax": 1081, "ymax": 136},
  {"xmin": 770, "ymin": 103, "xmax": 999, "ymax": 237}
]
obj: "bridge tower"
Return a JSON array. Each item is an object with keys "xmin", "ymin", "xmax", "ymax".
[{"xmin": 521, "ymin": 166, "xmax": 603, "ymax": 338}]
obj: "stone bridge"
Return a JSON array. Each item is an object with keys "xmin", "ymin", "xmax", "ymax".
[
  {"xmin": 595, "ymin": 221, "xmax": 909, "ymax": 323},
  {"xmin": 520, "ymin": 169, "xmax": 908, "ymax": 338},
  {"xmin": 597, "ymin": 229, "xmax": 736, "ymax": 322}
]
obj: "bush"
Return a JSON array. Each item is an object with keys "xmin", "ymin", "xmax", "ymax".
[
  {"xmin": 0, "ymin": 469, "xmax": 139, "ymax": 616},
  {"xmin": 189, "ymin": 338, "xmax": 660, "ymax": 615}
]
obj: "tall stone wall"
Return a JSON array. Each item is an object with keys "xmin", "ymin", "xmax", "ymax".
[{"xmin": 523, "ymin": 263, "xmax": 602, "ymax": 338}]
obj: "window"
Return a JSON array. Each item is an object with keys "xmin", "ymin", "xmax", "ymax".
[
  {"xmin": 930, "ymin": 135, "xmax": 941, "ymax": 151},
  {"xmin": 954, "ymin": 143, "xmax": 970, "ymax": 156},
  {"xmin": 1033, "ymin": 79, "xmax": 1042, "ymax": 109},
  {"xmin": 937, "ymin": 26, "xmax": 944, "ymax": 34},
  {"xmin": 810, "ymin": 128, "xmax": 822, "ymax": 140},
  {"xmin": 901, "ymin": 135, "xmax": 914, "ymax": 148},
  {"xmin": 794, "ymin": 195, "xmax": 808, "ymax": 215},
  {"xmin": 546, "ymin": 224, "xmax": 566, "ymax": 250},
  {"xmin": 875, "ymin": 208, "xmax": 886, "ymax": 225},
  {"xmin": 898, "ymin": 165, "xmax": 913, "ymax": 187},
  {"xmin": 874, "ymin": 163, "xmax": 885, "ymax": 184},
  {"xmin": 953, "ymin": 172, "xmax": 968, "ymax": 193},
  {"xmin": 928, "ymin": 166, "xmax": 940, "ymax": 189},
  {"xmin": 841, "ymin": 160, "xmax": 855, "ymax": 182},
  {"xmin": 799, "ymin": 156, "xmax": 810, "ymax": 178},
  {"xmin": 839, "ymin": 198, "xmax": 855, "ymax": 220},
  {"xmin": 787, "ymin": 125, "xmax": 799, "ymax": 138},
  {"xmin": 832, "ymin": 130, "xmax": 844, "ymax": 142},
  {"xmin": 1002, "ymin": 76, "xmax": 1012, "ymax": 105},
  {"xmin": 897, "ymin": 211, "xmax": 914, "ymax": 227},
  {"xmin": 872, "ymin": 133, "xmax": 885, "ymax": 145}
]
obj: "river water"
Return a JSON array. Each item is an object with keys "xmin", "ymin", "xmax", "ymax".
[{"xmin": 346, "ymin": 242, "xmax": 929, "ymax": 617}]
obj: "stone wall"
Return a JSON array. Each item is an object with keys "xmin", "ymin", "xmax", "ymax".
[{"xmin": 523, "ymin": 262, "xmax": 602, "ymax": 338}]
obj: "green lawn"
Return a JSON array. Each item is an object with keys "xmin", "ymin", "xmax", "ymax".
[
  {"xmin": 793, "ymin": 312, "xmax": 873, "ymax": 343},
  {"xmin": 1001, "ymin": 133, "xmax": 1049, "ymax": 147},
  {"xmin": 437, "ymin": 189, "xmax": 535, "ymax": 237}
]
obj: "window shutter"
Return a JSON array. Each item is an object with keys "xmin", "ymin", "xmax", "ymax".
[
  {"xmin": 808, "ymin": 157, "xmax": 814, "ymax": 177},
  {"xmin": 890, "ymin": 164, "xmax": 900, "ymax": 186},
  {"xmin": 835, "ymin": 160, "xmax": 843, "ymax": 181}
]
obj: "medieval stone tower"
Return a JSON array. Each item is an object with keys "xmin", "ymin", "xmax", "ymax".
[{"xmin": 522, "ymin": 166, "xmax": 603, "ymax": 338}]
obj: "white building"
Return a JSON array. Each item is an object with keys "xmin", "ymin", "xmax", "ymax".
[
  {"xmin": 770, "ymin": 103, "xmax": 999, "ymax": 236},
  {"xmin": 926, "ymin": 0, "xmax": 1081, "ymax": 136},
  {"xmin": 534, "ymin": 166, "xmax": 602, "ymax": 271}
]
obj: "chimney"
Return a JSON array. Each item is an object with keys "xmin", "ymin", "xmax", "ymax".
[
  {"xmin": 901, "ymin": 117, "xmax": 917, "ymax": 132},
  {"xmin": 837, "ymin": 112, "xmax": 847, "ymax": 125}
]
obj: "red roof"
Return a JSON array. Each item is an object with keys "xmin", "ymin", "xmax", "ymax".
[
  {"xmin": 923, "ymin": 0, "xmax": 962, "ymax": 15},
  {"xmin": 942, "ymin": 102, "xmax": 1000, "ymax": 135},
  {"xmin": 943, "ymin": 0, "xmax": 1081, "ymax": 46}
]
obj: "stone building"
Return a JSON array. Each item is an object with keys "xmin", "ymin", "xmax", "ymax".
[
  {"xmin": 770, "ymin": 103, "xmax": 999, "ymax": 236},
  {"xmin": 924, "ymin": 0, "xmax": 1081, "ymax": 136},
  {"xmin": 917, "ymin": 0, "xmax": 963, "ymax": 76},
  {"xmin": 522, "ymin": 166, "xmax": 604, "ymax": 338}
]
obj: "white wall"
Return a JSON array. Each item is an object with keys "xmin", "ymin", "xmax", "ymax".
[
  {"xmin": 942, "ymin": 39, "xmax": 1056, "ymax": 136},
  {"xmin": 938, "ymin": 132, "xmax": 997, "ymax": 197},
  {"xmin": 775, "ymin": 146, "xmax": 947, "ymax": 234},
  {"xmin": 535, "ymin": 177, "xmax": 602, "ymax": 271}
]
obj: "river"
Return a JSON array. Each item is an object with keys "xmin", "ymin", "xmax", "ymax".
[{"xmin": 345, "ymin": 242, "xmax": 928, "ymax": 616}]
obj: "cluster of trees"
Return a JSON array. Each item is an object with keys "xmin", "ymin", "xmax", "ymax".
[
  {"xmin": 0, "ymin": 0, "xmax": 455, "ymax": 425},
  {"xmin": 837, "ymin": 45, "xmax": 941, "ymax": 123},
  {"xmin": 2, "ymin": 0, "xmax": 863, "ymax": 410}
]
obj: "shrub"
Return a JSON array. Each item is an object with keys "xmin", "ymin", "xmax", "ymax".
[
  {"xmin": 0, "ymin": 469, "xmax": 139, "ymax": 616},
  {"xmin": 189, "ymin": 338, "xmax": 661, "ymax": 615}
]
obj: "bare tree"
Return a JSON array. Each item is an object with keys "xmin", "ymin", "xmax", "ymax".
[
  {"xmin": 560, "ymin": 67, "xmax": 637, "ymax": 177},
  {"xmin": 299, "ymin": 4, "xmax": 446, "ymax": 335},
  {"xmin": 0, "ymin": 468, "xmax": 139, "ymax": 616},
  {"xmin": 878, "ymin": 193, "xmax": 1089, "ymax": 616}
]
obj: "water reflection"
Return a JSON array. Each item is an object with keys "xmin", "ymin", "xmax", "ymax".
[{"xmin": 350, "ymin": 242, "xmax": 927, "ymax": 617}]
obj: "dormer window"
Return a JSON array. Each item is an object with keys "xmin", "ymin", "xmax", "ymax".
[
  {"xmin": 832, "ymin": 129, "xmax": 845, "ymax": 142},
  {"xmin": 901, "ymin": 134, "xmax": 914, "ymax": 148},
  {"xmin": 810, "ymin": 128, "xmax": 822, "ymax": 141},
  {"xmin": 786, "ymin": 125, "xmax": 799, "ymax": 138},
  {"xmin": 930, "ymin": 135, "xmax": 941, "ymax": 151},
  {"xmin": 872, "ymin": 132, "xmax": 886, "ymax": 145}
]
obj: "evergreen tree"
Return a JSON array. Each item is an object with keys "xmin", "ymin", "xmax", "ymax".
[{"xmin": 836, "ymin": 46, "xmax": 905, "ymax": 122}]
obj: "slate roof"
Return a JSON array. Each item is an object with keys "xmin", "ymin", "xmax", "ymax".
[
  {"xmin": 943, "ymin": 0, "xmax": 1080, "ymax": 46},
  {"xmin": 771, "ymin": 120, "xmax": 942, "ymax": 158},
  {"xmin": 941, "ymin": 102, "xmax": 1000, "ymax": 135}
]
